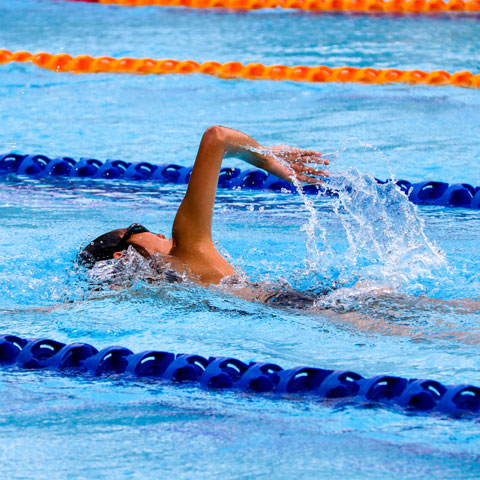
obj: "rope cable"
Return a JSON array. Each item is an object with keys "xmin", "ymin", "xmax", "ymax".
[
  {"xmin": 1, "ymin": 50, "xmax": 479, "ymax": 88},
  {"xmin": 67, "ymin": 0, "xmax": 480, "ymax": 14},
  {"xmin": 0, "ymin": 334, "xmax": 478, "ymax": 417},
  {"xmin": 1, "ymin": 153, "xmax": 479, "ymax": 209}
]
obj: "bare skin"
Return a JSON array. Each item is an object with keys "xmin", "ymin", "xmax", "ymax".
[
  {"xmin": 6, "ymin": 127, "xmax": 477, "ymax": 346},
  {"xmin": 113, "ymin": 126, "xmax": 328, "ymax": 287},
  {"xmin": 101, "ymin": 126, "xmax": 479, "ymax": 343}
]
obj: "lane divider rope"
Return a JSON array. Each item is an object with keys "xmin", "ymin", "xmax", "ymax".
[
  {"xmin": 1, "ymin": 334, "xmax": 479, "ymax": 417},
  {"xmin": 1, "ymin": 153, "xmax": 480, "ymax": 209},
  {"xmin": 1, "ymin": 50, "xmax": 479, "ymax": 88},
  {"xmin": 68, "ymin": 0, "xmax": 480, "ymax": 14}
]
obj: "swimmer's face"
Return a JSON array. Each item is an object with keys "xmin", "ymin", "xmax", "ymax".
[{"xmin": 113, "ymin": 231, "xmax": 173, "ymax": 259}]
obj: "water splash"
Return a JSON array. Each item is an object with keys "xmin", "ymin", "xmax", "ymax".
[
  {"xmin": 328, "ymin": 168, "xmax": 448, "ymax": 293},
  {"xmin": 247, "ymin": 145, "xmax": 330, "ymax": 288},
  {"xmin": 252, "ymin": 143, "xmax": 449, "ymax": 296}
]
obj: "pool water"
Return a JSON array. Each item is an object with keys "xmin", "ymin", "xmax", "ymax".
[{"xmin": 1, "ymin": 1, "xmax": 480, "ymax": 478}]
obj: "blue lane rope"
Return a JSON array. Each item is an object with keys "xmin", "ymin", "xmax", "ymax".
[
  {"xmin": 1, "ymin": 152, "xmax": 480, "ymax": 209},
  {"xmin": 1, "ymin": 334, "xmax": 479, "ymax": 417}
]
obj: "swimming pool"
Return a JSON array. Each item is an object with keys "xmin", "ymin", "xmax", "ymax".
[{"xmin": 1, "ymin": 0, "xmax": 480, "ymax": 478}]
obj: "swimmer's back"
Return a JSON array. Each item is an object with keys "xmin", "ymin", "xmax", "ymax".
[{"xmin": 220, "ymin": 274, "xmax": 332, "ymax": 309}]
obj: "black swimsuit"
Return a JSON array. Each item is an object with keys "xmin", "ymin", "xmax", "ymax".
[
  {"xmin": 263, "ymin": 284, "xmax": 336, "ymax": 309},
  {"xmin": 264, "ymin": 289, "xmax": 318, "ymax": 309}
]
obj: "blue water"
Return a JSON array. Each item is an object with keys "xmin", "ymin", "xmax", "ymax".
[{"xmin": 1, "ymin": 1, "xmax": 480, "ymax": 478}]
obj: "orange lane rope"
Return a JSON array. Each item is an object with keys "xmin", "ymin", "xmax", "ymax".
[
  {"xmin": 1, "ymin": 50, "xmax": 479, "ymax": 88},
  {"xmin": 84, "ymin": 0, "xmax": 480, "ymax": 13}
]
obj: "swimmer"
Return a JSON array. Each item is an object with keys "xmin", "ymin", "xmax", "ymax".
[
  {"xmin": 79, "ymin": 126, "xmax": 480, "ymax": 320},
  {"xmin": 80, "ymin": 126, "xmax": 329, "ymax": 306}
]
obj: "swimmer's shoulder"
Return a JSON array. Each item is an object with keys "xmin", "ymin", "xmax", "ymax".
[{"xmin": 151, "ymin": 252, "xmax": 233, "ymax": 286}]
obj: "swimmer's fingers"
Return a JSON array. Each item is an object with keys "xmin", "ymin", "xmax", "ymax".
[
  {"xmin": 298, "ymin": 150, "xmax": 328, "ymax": 165},
  {"xmin": 293, "ymin": 164, "xmax": 329, "ymax": 178},
  {"xmin": 296, "ymin": 155, "xmax": 329, "ymax": 166},
  {"xmin": 292, "ymin": 157, "xmax": 329, "ymax": 169},
  {"xmin": 294, "ymin": 173, "xmax": 326, "ymax": 185},
  {"xmin": 271, "ymin": 146, "xmax": 328, "ymax": 165},
  {"xmin": 302, "ymin": 166, "xmax": 329, "ymax": 177}
]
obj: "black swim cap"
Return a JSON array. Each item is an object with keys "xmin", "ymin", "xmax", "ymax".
[{"xmin": 78, "ymin": 224, "xmax": 150, "ymax": 268}]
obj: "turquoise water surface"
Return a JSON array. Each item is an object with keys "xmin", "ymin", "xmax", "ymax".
[{"xmin": 0, "ymin": 1, "xmax": 480, "ymax": 478}]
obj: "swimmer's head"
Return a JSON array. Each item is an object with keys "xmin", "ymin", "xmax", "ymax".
[{"xmin": 78, "ymin": 223, "xmax": 173, "ymax": 268}]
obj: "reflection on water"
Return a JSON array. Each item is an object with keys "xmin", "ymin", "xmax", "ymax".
[
  {"xmin": 1, "ymin": 170, "xmax": 480, "ymax": 480},
  {"xmin": 2, "ymin": 1, "xmax": 480, "ymax": 476}
]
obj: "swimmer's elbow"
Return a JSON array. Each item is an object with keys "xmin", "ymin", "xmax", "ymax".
[{"xmin": 202, "ymin": 125, "xmax": 227, "ymax": 144}]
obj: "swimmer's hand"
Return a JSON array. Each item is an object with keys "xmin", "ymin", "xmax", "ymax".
[
  {"xmin": 255, "ymin": 146, "xmax": 329, "ymax": 184},
  {"xmin": 219, "ymin": 127, "xmax": 328, "ymax": 183}
]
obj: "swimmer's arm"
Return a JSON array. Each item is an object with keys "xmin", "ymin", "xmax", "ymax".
[
  {"xmin": 0, "ymin": 289, "xmax": 128, "ymax": 314},
  {"xmin": 173, "ymin": 126, "xmax": 328, "ymax": 245},
  {"xmin": 320, "ymin": 307, "xmax": 480, "ymax": 344},
  {"xmin": 225, "ymin": 138, "xmax": 329, "ymax": 185}
]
